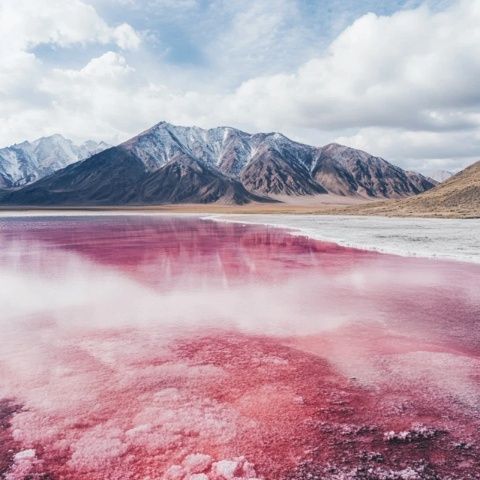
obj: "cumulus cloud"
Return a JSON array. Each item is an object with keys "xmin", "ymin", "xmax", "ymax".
[
  {"xmin": 57, "ymin": 51, "xmax": 134, "ymax": 79},
  {"xmin": 0, "ymin": 0, "xmax": 140, "ymax": 104},
  {"xmin": 111, "ymin": 23, "xmax": 141, "ymax": 50},
  {"xmin": 335, "ymin": 128, "xmax": 480, "ymax": 172},
  {"xmin": 224, "ymin": 0, "xmax": 480, "ymax": 133},
  {"xmin": 0, "ymin": 0, "xmax": 140, "ymax": 142},
  {"xmin": 0, "ymin": 0, "xmax": 140, "ymax": 51},
  {"xmin": 1, "ymin": 0, "xmax": 479, "ymax": 171}
]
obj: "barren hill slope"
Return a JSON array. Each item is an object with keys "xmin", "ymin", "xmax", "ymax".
[{"xmin": 346, "ymin": 161, "xmax": 480, "ymax": 218}]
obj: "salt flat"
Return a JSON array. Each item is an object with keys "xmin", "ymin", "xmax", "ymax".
[{"xmin": 213, "ymin": 214, "xmax": 480, "ymax": 264}]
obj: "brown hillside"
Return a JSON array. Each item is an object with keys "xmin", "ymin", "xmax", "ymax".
[{"xmin": 345, "ymin": 161, "xmax": 480, "ymax": 218}]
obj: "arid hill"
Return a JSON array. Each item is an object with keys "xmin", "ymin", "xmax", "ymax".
[{"xmin": 343, "ymin": 160, "xmax": 480, "ymax": 218}]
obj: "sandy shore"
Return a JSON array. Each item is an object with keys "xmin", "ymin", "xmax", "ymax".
[{"xmin": 0, "ymin": 201, "xmax": 476, "ymax": 218}]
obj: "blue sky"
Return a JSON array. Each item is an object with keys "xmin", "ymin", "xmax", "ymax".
[
  {"xmin": 1, "ymin": 0, "xmax": 478, "ymax": 173},
  {"xmin": 39, "ymin": 1, "xmax": 438, "ymax": 82},
  {"xmin": 90, "ymin": 1, "xmax": 418, "ymax": 66}
]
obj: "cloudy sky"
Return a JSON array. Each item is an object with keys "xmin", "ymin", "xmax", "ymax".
[{"xmin": 1, "ymin": 0, "xmax": 479, "ymax": 173}]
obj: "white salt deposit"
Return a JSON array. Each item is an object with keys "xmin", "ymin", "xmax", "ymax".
[
  {"xmin": 13, "ymin": 450, "xmax": 36, "ymax": 461},
  {"xmin": 165, "ymin": 455, "xmax": 260, "ymax": 480},
  {"xmin": 211, "ymin": 214, "xmax": 480, "ymax": 264}
]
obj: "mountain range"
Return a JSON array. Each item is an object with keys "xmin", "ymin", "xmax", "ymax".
[
  {"xmin": 0, "ymin": 135, "xmax": 109, "ymax": 188},
  {"xmin": 347, "ymin": 160, "xmax": 480, "ymax": 218},
  {"xmin": 0, "ymin": 122, "xmax": 437, "ymax": 206}
]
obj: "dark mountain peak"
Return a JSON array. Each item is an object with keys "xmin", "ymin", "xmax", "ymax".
[
  {"xmin": 141, "ymin": 151, "xmax": 272, "ymax": 205},
  {"xmin": 314, "ymin": 144, "xmax": 436, "ymax": 198},
  {"xmin": 241, "ymin": 144, "xmax": 326, "ymax": 197}
]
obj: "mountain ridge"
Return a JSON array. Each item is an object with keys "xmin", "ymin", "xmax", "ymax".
[
  {"xmin": 339, "ymin": 160, "xmax": 480, "ymax": 218},
  {"xmin": 0, "ymin": 134, "xmax": 110, "ymax": 188},
  {"xmin": 0, "ymin": 122, "xmax": 436, "ymax": 206}
]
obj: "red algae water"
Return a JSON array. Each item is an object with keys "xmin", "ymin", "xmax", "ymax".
[{"xmin": 0, "ymin": 216, "xmax": 479, "ymax": 480}]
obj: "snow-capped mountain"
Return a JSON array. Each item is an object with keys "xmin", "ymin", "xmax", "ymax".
[
  {"xmin": 0, "ymin": 135, "xmax": 110, "ymax": 188},
  {"xmin": 121, "ymin": 122, "xmax": 434, "ymax": 198},
  {"xmin": 122, "ymin": 121, "xmax": 316, "ymax": 176},
  {"xmin": 0, "ymin": 122, "xmax": 436, "ymax": 206},
  {"xmin": 428, "ymin": 170, "xmax": 454, "ymax": 183}
]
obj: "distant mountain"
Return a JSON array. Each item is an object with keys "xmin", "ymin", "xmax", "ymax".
[
  {"xmin": 0, "ymin": 135, "xmax": 109, "ymax": 188},
  {"xmin": 428, "ymin": 170, "xmax": 454, "ymax": 183},
  {"xmin": 346, "ymin": 161, "xmax": 480, "ymax": 218},
  {"xmin": 0, "ymin": 147, "xmax": 270, "ymax": 206},
  {"xmin": 140, "ymin": 153, "xmax": 270, "ymax": 204},
  {"xmin": 312, "ymin": 143, "xmax": 436, "ymax": 198},
  {"xmin": 121, "ymin": 122, "xmax": 320, "ymax": 196},
  {"xmin": 1, "ymin": 122, "xmax": 436, "ymax": 206},
  {"xmin": 121, "ymin": 123, "xmax": 434, "ymax": 198}
]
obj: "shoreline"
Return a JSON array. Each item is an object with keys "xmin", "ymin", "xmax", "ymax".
[
  {"xmin": 0, "ymin": 201, "xmax": 478, "ymax": 219},
  {"xmin": 1, "ymin": 209, "xmax": 479, "ymax": 265},
  {"xmin": 207, "ymin": 214, "xmax": 480, "ymax": 265}
]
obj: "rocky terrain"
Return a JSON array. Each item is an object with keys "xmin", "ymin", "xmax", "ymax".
[
  {"xmin": 344, "ymin": 160, "xmax": 480, "ymax": 218},
  {"xmin": 312, "ymin": 143, "xmax": 434, "ymax": 198},
  {"xmin": 0, "ymin": 147, "xmax": 269, "ymax": 206},
  {"xmin": 0, "ymin": 122, "xmax": 436, "ymax": 206}
]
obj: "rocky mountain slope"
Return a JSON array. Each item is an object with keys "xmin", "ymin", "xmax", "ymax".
[
  {"xmin": 0, "ymin": 147, "xmax": 269, "ymax": 206},
  {"xmin": 120, "ymin": 123, "xmax": 434, "ymax": 199},
  {"xmin": 343, "ymin": 160, "xmax": 480, "ymax": 218},
  {"xmin": 0, "ymin": 122, "xmax": 436, "ymax": 206},
  {"xmin": 0, "ymin": 135, "xmax": 109, "ymax": 188},
  {"xmin": 240, "ymin": 145, "xmax": 326, "ymax": 196},
  {"xmin": 312, "ymin": 143, "xmax": 434, "ymax": 198}
]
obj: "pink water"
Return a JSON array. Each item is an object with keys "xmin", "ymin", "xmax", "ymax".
[{"xmin": 0, "ymin": 216, "xmax": 479, "ymax": 480}]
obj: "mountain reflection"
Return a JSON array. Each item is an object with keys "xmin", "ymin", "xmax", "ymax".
[{"xmin": 0, "ymin": 216, "xmax": 373, "ymax": 288}]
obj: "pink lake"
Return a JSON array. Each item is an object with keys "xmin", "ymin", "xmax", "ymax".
[{"xmin": 0, "ymin": 215, "xmax": 479, "ymax": 480}]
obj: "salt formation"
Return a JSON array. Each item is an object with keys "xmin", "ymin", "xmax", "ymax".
[{"xmin": 164, "ymin": 454, "xmax": 262, "ymax": 480}]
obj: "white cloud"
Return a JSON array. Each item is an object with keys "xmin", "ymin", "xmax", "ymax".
[
  {"xmin": 36, "ymin": 52, "xmax": 139, "ymax": 142},
  {"xmin": 0, "ymin": 0, "xmax": 140, "ymax": 51},
  {"xmin": 335, "ymin": 128, "xmax": 480, "ymax": 172},
  {"xmin": 112, "ymin": 23, "xmax": 141, "ymax": 50},
  {"xmin": 0, "ymin": 0, "xmax": 140, "ymax": 105},
  {"xmin": 222, "ymin": 0, "xmax": 480, "ymax": 133},
  {"xmin": 0, "ymin": 0, "xmax": 140, "ymax": 143},
  {"xmin": 62, "ymin": 51, "xmax": 134, "ymax": 79},
  {"xmin": 1, "ymin": 0, "xmax": 479, "ymax": 172}
]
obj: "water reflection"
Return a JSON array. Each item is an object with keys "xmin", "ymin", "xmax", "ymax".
[{"xmin": 0, "ymin": 215, "xmax": 479, "ymax": 479}]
